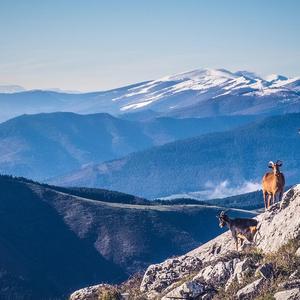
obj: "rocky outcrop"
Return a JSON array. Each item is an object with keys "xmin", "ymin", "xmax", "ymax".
[
  {"xmin": 161, "ymin": 280, "xmax": 208, "ymax": 300},
  {"xmin": 69, "ymin": 284, "xmax": 104, "ymax": 300},
  {"xmin": 69, "ymin": 284, "xmax": 124, "ymax": 300},
  {"xmin": 140, "ymin": 184, "xmax": 300, "ymax": 299},
  {"xmin": 225, "ymin": 258, "xmax": 253, "ymax": 290},
  {"xmin": 140, "ymin": 255, "xmax": 203, "ymax": 297},
  {"xmin": 235, "ymin": 277, "xmax": 264, "ymax": 299},
  {"xmin": 69, "ymin": 185, "xmax": 300, "ymax": 299},
  {"xmin": 274, "ymin": 288, "xmax": 300, "ymax": 300}
]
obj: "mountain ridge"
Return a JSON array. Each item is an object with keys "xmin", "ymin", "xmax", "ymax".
[
  {"xmin": 69, "ymin": 184, "xmax": 300, "ymax": 300},
  {"xmin": 0, "ymin": 111, "xmax": 261, "ymax": 181},
  {"xmin": 55, "ymin": 113, "xmax": 300, "ymax": 198},
  {"xmin": 0, "ymin": 68, "xmax": 299, "ymax": 122},
  {"xmin": 0, "ymin": 174, "xmax": 256, "ymax": 299}
]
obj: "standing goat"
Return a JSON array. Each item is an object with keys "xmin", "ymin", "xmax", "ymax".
[
  {"xmin": 217, "ymin": 211, "xmax": 259, "ymax": 251},
  {"xmin": 262, "ymin": 160, "xmax": 285, "ymax": 210}
]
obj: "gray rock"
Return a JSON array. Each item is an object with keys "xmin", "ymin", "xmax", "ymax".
[
  {"xmin": 274, "ymin": 288, "xmax": 300, "ymax": 300},
  {"xmin": 225, "ymin": 258, "xmax": 253, "ymax": 290},
  {"xmin": 69, "ymin": 284, "xmax": 106, "ymax": 300},
  {"xmin": 236, "ymin": 278, "xmax": 264, "ymax": 299},
  {"xmin": 256, "ymin": 184, "xmax": 300, "ymax": 253},
  {"xmin": 161, "ymin": 280, "xmax": 206, "ymax": 300},
  {"xmin": 295, "ymin": 247, "xmax": 300, "ymax": 257},
  {"xmin": 140, "ymin": 184, "xmax": 300, "ymax": 298},
  {"xmin": 255, "ymin": 263, "xmax": 274, "ymax": 279},
  {"xmin": 140, "ymin": 255, "xmax": 202, "ymax": 297},
  {"xmin": 195, "ymin": 258, "xmax": 240, "ymax": 286}
]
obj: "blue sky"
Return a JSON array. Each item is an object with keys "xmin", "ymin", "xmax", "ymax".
[{"xmin": 0, "ymin": 0, "xmax": 299, "ymax": 91}]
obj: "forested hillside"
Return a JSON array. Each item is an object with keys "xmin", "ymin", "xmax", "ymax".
[
  {"xmin": 0, "ymin": 175, "xmax": 255, "ymax": 299},
  {"xmin": 56, "ymin": 113, "xmax": 300, "ymax": 198},
  {"xmin": 0, "ymin": 112, "xmax": 259, "ymax": 180}
]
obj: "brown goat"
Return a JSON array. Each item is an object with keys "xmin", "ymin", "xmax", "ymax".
[{"xmin": 262, "ymin": 160, "xmax": 285, "ymax": 210}]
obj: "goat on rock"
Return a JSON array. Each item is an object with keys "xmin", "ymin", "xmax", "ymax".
[
  {"xmin": 262, "ymin": 160, "xmax": 285, "ymax": 210},
  {"xmin": 217, "ymin": 211, "xmax": 259, "ymax": 251}
]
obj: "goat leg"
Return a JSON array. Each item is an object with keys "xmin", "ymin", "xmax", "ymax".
[
  {"xmin": 263, "ymin": 191, "xmax": 267, "ymax": 211},
  {"xmin": 267, "ymin": 193, "xmax": 271, "ymax": 209},
  {"xmin": 233, "ymin": 236, "xmax": 239, "ymax": 251},
  {"xmin": 279, "ymin": 190, "xmax": 283, "ymax": 202}
]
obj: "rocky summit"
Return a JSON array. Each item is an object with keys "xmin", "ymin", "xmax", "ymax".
[
  {"xmin": 70, "ymin": 184, "xmax": 300, "ymax": 299},
  {"xmin": 140, "ymin": 184, "xmax": 300, "ymax": 299}
]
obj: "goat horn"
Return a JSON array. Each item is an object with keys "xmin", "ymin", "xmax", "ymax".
[
  {"xmin": 220, "ymin": 209, "xmax": 229, "ymax": 216},
  {"xmin": 276, "ymin": 160, "xmax": 282, "ymax": 164},
  {"xmin": 216, "ymin": 210, "xmax": 222, "ymax": 217}
]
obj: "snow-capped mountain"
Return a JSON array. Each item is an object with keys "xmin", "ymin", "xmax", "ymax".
[
  {"xmin": 0, "ymin": 68, "xmax": 299, "ymax": 122},
  {"xmin": 111, "ymin": 68, "xmax": 300, "ymax": 114}
]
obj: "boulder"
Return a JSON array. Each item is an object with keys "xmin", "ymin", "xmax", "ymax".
[
  {"xmin": 140, "ymin": 255, "xmax": 202, "ymax": 297},
  {"xmin": 274, "ymin": 288, "xmax": 300, "ymax": 300},
  {"xmin": 235, "ymin": 278, "xmax": 264, "ymax": 299},
  {"xmin": 161, "ymin": 280, "xmax": 206, "ymax": 300},
  {"xmin": 295, "ymin": 247, "xmax": 300, "ymax": 257},
  {"xmin": 69, "ymin": 284, "xmax": 105, "ymax": 300},
  {"xmin": 225, "ymin": 258, "xmax": 253, "ymax": 290},
  {"xmin": 140, "ymin": 185, "xmax": 300, "ymax": 298},
  {"xmin": 256, "ymin": 184, "xmax": 300, "ymax": 253},
  {"xmin": 69, "ymin": 284, "xmax": 123, "ymax": 300},
  {"xmin": 195, "ymin": 258, "xmax": 240, "ymax": 286}
]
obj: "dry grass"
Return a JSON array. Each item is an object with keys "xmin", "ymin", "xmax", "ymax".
[
  {"xmin": 119, "ymin": 273, "xmax": 147, "ymax": 300},
  {"xmin": 98, "ymin": 286, "xmax": 122, "ymax": 300},
  {"xmin": 264, "ymin": 237, "xmax": 300, "ymax": 277},
  {"xmin": 110, "ymin": 237, "xmax": 300, "ymax": 299},
  {"xmin": 213, "ymin": 236, "xmax": 300, "ymax": 300}
]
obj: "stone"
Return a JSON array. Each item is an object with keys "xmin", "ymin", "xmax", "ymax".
[
  {"xmin": 138, "ymin": 184, "xmax": 300, "ymax": 299},
  {"xmin": 236, "ymin": 278, "xmax": 264, "ymax": 299},
  {"xmin": 274, "ymin": 288, "xmax": 300, "ymax": 300},
  {"xmin": 295, "ymin": 247, "xmax": 300, "ymax": 257},
  {"xmin": 140, "ymin": 255, "xmax": 202, "ymax": 297},
  {"xmin": 161, "ymin": 280, "xmax": 206, "ymax": 300},
  {"xmin": 255, "ymin": 263, "xmax": 274, "ymax": 279},
  {"xmin": 195, "ymin": 258, "xmax": 239, "ymax": 286},
  {"xmin": 69, "ymin": 284, "xmax": 105, "ymax": 300},
  {"xmin": 69, "ymin": 284, "xmax": 124, "ymax": 300},
  {"xmin": 225, "ymin": 258, "xmax": 253, "ymax": 290}
]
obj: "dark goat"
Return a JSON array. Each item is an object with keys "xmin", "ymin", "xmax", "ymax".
[{"xmin": 217, "ymin": 211, "xmax": 259, "ymax": 251}]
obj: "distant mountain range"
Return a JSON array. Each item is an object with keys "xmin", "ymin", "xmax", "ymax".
[
  {"xmin": 0, "ymin": 84, "xmax": 26, "ymax": 93},
  {"xmin": 0, "ymin": 175, "xmax": 255, "ymax": 299},
  {"xmin": 0, "ymin": 112, "xmax": 260, "ymax": 180},
  {"xmin": 0, "ymin": 68, "xmax": 299, "ymax": 122},
  {"xmin": 55, "ymin": 113, "xmax": 300, "ymax": 198}
]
